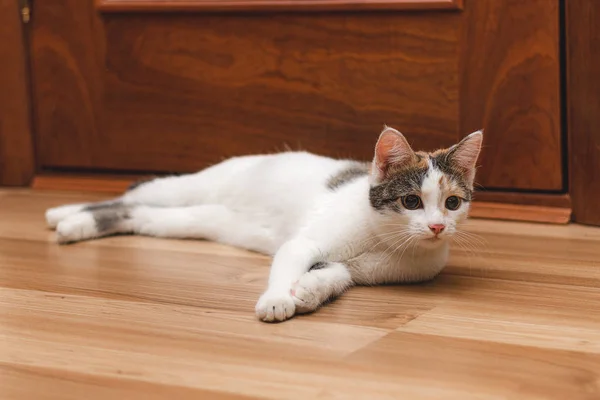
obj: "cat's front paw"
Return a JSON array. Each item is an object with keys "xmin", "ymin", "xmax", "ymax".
[
  {"xmin": 255, "ymin": 290, "xmax": 296, "ymax": 322},
  {"xmin": 291, "ymin": 273, "xmax": 323, "ymax": 314}
]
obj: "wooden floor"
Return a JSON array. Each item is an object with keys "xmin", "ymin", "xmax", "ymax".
[{"xmin": 1, "ymin": 190, "xmax": 600, "ymax": 399}]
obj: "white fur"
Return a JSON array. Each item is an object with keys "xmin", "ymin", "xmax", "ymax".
[{"xmin": 46, "ymin": 130, "xmax": 481, "ymax": 323}]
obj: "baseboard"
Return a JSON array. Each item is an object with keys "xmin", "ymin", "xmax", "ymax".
[
  {"xmin": 33, "ymin": 174, "xmax": 137, "ymax": 193},
  {"xmin": 32, "ymin": 173, "xmax": 572, "ymax": 224},
  {"xmin": 469, "ymin": 201, "xmax": 571, "ymax": 224}
]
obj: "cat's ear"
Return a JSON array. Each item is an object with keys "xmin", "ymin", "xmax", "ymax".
[
  {"xmin": 447, "ymin": 130, "xmax": 483, "ymax": 183},
  {"xmin": 371, "ymin": 126, "xmax": 416, "ymax": 183}
]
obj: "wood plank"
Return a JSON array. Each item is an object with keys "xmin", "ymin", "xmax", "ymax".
[
  {"xmin": 0, "ymin": 0, "xmax": 35, "ymax": 186},
  {"xmin": 97, "ymin": 0, "xmax": 464, "ymax": 12},
  {"xmin": 567, "ymin": 0, "xmax": 600, "ymax": 226},
  {"xmin": 345, "ymin": 332, "xmax": 600, "ymax": 400},
  {"xmin": 0, "ymin": 364, "xmax": 258, "ymax": 400},
  {"xmin": 396, "ymin": 303, "xmax": 600, "ymax": 354}
]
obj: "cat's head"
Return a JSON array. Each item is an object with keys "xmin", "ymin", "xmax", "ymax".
[{"xmin": 369, "ymin": 126, "xmax": 483, "ymax": 247}]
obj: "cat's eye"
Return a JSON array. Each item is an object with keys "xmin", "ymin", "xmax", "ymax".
[
  {"xmin": 401, "ymin": 195, "xmax": 422, "ymax": 210},
  {"xmin": 445, "ymin": 196, "xmax": 461, "ymax": 211}
]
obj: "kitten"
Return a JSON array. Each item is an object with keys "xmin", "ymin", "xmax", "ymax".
[{"xmin": 45, "ymin": 127, "xmax": 482, "ymax": 322}]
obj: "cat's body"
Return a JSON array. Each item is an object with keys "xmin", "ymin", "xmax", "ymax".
[{"xmin": 46, "ymin": 127, "xmax": 482, "ymax": 322}]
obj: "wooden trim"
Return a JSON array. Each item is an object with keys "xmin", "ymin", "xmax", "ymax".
[
  {"xmin": 33, "ymin": 173, "xmax": 572, "ymax": 224},
  {"xmin": 470, "ymin": 202, "xmax": 571, "ymax": 225},
  {"xmin": 566, "ymin": 0, "xmax": 600, "ymax": 226},
  {"xmin": 473, "ymin": 192, "xmax": 571, "ymax": 209},
  {"xmin": 33, "ymin": 174, "xmax": 139, "ymax": 194},
  {"xmin": 96, "ymin": 0, "xmax": 463, "ymax": 13},
  {"xmin": 0, "ymin": 0, "xmax": 35, "ymax": 186}
]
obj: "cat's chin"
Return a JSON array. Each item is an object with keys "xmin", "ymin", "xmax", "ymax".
[{"xmin": 417, "ymin": 236, "xmax": 448, "ymax": 249}]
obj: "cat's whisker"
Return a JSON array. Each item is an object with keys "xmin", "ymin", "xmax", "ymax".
[
  {"xmin": 397, "ymin": 235, "xmax": 419, "ymax": 264},
  {"xmin": 451, "ymin": 232, "xmax": 489, "ymax": 278},
  {"xmin": 452, "ymin": 236, "xmax": 475, "ymax": 277},
  {"xmin": 376, "ymin": 233, "xmax": 416, "ymax": 268},
  {"xmin": 455, "ymin": 230, "xmax": 486, "ymax": 248}
]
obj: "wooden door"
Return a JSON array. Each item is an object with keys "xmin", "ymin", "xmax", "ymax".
[
  {"xmin": 28, "ymin": 1, "xmax": 564, "ymax": 201},
  {"xmin": 0, "ymin": 0, "xmax": 34, "ymax": 186}
]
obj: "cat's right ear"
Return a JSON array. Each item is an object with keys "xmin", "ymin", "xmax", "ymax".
[{"xmin": 371, "ymin": 126, "xmax": 416, "ymax": 183}]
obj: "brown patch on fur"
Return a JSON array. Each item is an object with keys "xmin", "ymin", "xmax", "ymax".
[{"xmin": 429, "ymin": 147, "xmax": 473, "ymax": 199}]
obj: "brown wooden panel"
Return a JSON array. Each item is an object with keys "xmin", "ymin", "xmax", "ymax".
[
  {"xmin": 460, "ymin": 0, "xmax": 562, "ymax": 191},
  {"xmin": 97, "ymin": 0, "xmax": 463, "ymax": 12},
  {"xmin": 33, "ymin": 1, "xmax": 461, "ymax": 173},
  {"xmin": 30, "ymin": 0, "xmax": 105, "ymax": 169},
  {"xmin": 0, "ymin": 0, "xmax": 35, "ymax": 186},
  {"xmin": 31, "ymin": 0, "xmax": 563, "ymax": 196},
  {"xmin": 567, "ymin": 0, "xmax": 600, "ymax": 226}
]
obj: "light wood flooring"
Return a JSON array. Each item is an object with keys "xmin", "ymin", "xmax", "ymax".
[{"xmin": 1, "ymin": 190, "xmax": 600, "ymax": 399}]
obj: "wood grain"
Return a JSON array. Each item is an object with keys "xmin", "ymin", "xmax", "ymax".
[
  {"xmin": 30, "ymin": 0, "xmax": 105, "ymax": 169},
  {"xmin": 567, "ymin": 0, "xmax": 600, "ymax": 226},
  {"xmin": 0, "ymin": 0, "xmax": 35, "ymax": 186},
  {"xmin": 1, "ymin": 189, "xmax": 600, "ymax": 399},
  {"xmin": 96, "ymin": 0, "xmax": 463, "ymax": 12},
  {"xmin": 460, "ymin": 0, "xmax": 562, "ymax": 191},
  {"xmin": 31, "ymin": 1, "xmax": 461, "ymax": 173}
]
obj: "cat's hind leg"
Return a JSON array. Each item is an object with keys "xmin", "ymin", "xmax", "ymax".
[
  {"xmin": 47, "ymin": 161, "xmax": 242, "ymax": 229},
  {"xmin": 55, "ymin": 204, "xmax": 277, "ymax": 253}
]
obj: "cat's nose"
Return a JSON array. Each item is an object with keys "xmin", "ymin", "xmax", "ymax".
[{"xmin": 428, "ymin": 224, "xmax": 446, "ymax": 235}]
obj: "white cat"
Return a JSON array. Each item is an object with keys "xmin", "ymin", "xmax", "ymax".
[{"xmin": 45, "ymin": 127, "xmax": 482, "ymax": 322}]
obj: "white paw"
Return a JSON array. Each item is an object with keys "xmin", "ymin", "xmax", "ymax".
[
  {"xmin": 255, "ymin": 290, "xmax": 296, "ymax": 322},
  {"xmin": 291, "ymin": 273, "xmax": 324, "ymax": 314},
  {"xmin": 56, "ymin": 213, "xmax": 97, "ymax": 244},
  {"xmin": 46, "ymin": 205, "xmax": 85, "ymax": 229}
]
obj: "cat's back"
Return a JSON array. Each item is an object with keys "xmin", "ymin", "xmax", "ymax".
[
  {"xmin": 213, "ymin": 150, "xmax": 367, "ymax": 216},
  {"xmin": 216, "ymin": 151, "xmax": 348, "ymax": 184}
]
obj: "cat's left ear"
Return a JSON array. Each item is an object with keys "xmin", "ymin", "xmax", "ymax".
[
  {"xmin": 448, "ymin": 130, "xmax": 483, "ymax": 184},
  {"xmin": 371, "ymin": 126, "xmax": 416, "ymax": 183}
]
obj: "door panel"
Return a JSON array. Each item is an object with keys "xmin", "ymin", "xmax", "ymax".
[
  {"xmin": 0, "ymin": 0, "xmax": 35, "ymax": 185},
  {"xmin": 30, "ymin": 0, "xmax": 563, "ymax": 191}
]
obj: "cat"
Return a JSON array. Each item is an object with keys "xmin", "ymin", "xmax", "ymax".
[{"xmin": 45, "ymin": 127, "xmax": 483, "ymax": 322}]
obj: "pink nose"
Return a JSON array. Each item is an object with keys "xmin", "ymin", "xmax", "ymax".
[{"xmin": 429, "ymin": 224, "xmax": 446, "ymax": 235}]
